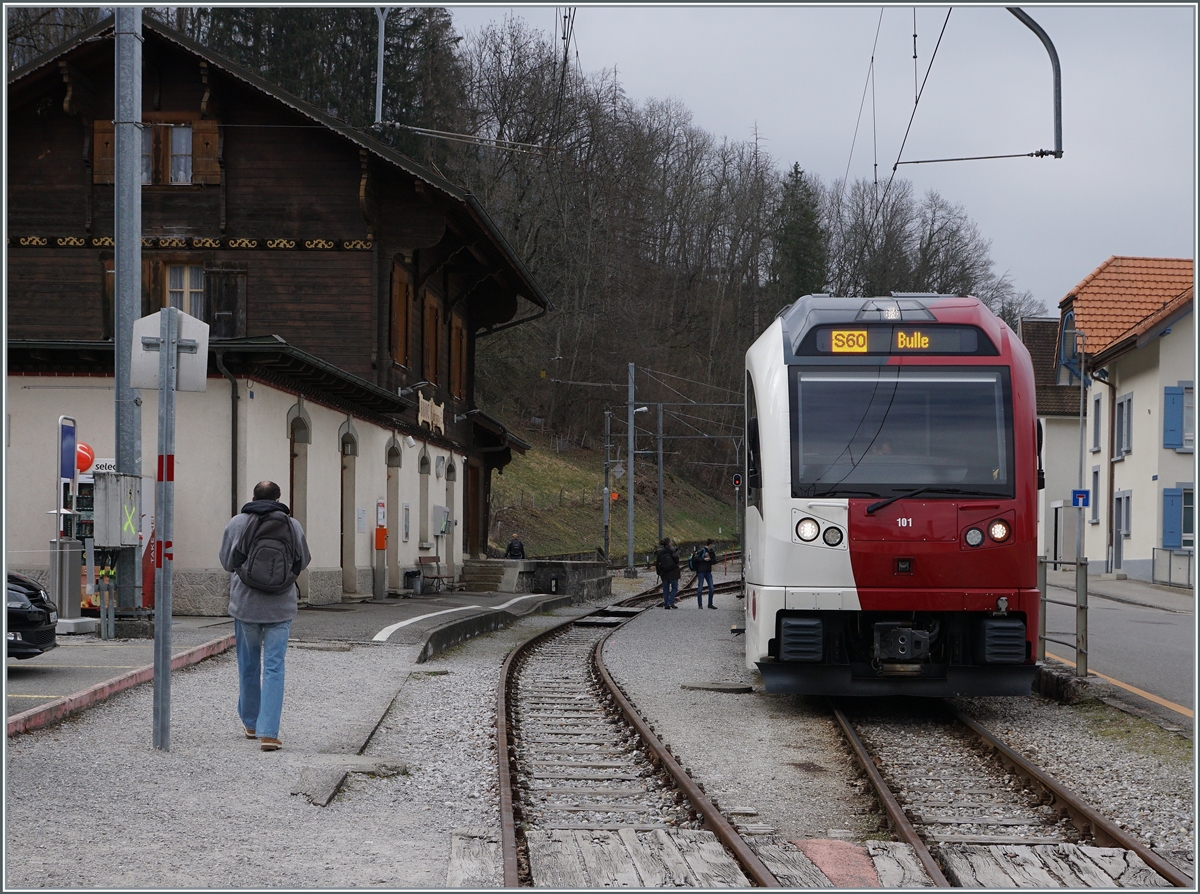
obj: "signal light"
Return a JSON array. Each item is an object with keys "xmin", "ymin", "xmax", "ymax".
[{"xmin": 965, "ymin": 527, "xmax": 985, "ymax": 548}]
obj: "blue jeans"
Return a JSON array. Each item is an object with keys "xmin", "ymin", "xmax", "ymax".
[
  {"xmin": 697, "ymin": 571, "xmax": 714, "ymax": 606},
  {"xmin": 235, "ymin": 619, "xmax": 292, "ymax": 739},
  {"xmin": 662, "ymin": 578, "xmax": 679, "ymax": 607}
]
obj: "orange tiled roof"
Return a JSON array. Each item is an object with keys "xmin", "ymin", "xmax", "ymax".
[{"xmin": 1060, "ymin": 256, "xmax": 1194, "ymax": 355}]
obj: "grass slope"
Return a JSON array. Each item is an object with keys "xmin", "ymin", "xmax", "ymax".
[{"xmin": 489, "ymin": 428, "xmax": 739, "ymax": 561}]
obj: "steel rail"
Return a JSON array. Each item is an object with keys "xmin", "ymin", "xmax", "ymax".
[
  {"xmin": 593, "ymin": 632, "xmax": 782, "ymax": 887},
  {"xmin": 498, "ymin": 570, "xmax": 762, "ymax": 886},
  {"xmin": 496, "ymin": 611, "xmax": 584, "ymax": 886},
  {"xmin": 830, "ymin": 701, "xmax": 952, "ymax": 887},
  {"xmin": 953, "ymin": 708, "xmax": 1192, "ymax": 887}
]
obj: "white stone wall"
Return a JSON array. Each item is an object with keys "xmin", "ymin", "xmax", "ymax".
[{"xmin": 6, "ymin": 374, "xmax": 464, "ymax": 613}]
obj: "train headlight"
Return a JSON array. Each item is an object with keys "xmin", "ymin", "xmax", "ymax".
[
  {"xmin": 988, "ymin": 520, "xmax": 1011, "ymax": 543},
  {"xmin": 822, "ymin": 525, "xmax": 843, "ymax": 547},
  {"xmin": 796, "ymin": 518, "xmax": 820, "ymax": 542},
  {"xmin": 965, "ymin": 527, "xmax": 985, "ymax": 548}
]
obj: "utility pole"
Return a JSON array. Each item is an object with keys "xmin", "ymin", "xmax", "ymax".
[
  {"xmin": 114, "ymin": 6, "xmax": 143, "ymax": 612},
  {"xmin": 625, "ymin": 363, "xmax": 637, "ymax": 578},
  {"xmin": 1066, "ymin": 328, "xmax": 1089, "ymax": 676},
  {"xmin": 602, "ymin": 409, "xmax": 611, "ymax": 563},
  {"xmin": 374, "ymin": 8, "xmax": 390, "ymax": 125},
  {"xmin": 656, "ymin": 403, "xmax": 664, "ymax": 543}
]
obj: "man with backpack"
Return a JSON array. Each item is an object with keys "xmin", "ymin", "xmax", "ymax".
[
  {"xmin": 219, "ymin": 480, "xmax": 311, "ymax": 752},
  {"xmin": 694, "ymin": 538, "xmax": 718, "ymax": 609},
  {"xmin": 654, "ymin": 538, "xmax": 681, "ymax": 609}
]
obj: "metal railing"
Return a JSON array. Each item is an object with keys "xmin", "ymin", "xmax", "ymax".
[
  {"xmin": 1037, "ymin": 556, "xmax": 1089, "ymax": 676},
  {"xmin": 1152, "ymin": 548, "xmax": 1194, "ymax": 589}
]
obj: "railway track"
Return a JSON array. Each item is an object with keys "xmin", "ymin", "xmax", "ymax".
[
  {"xmin": 496, "ymin": 578, "xmax": 783, "ymax": 887},
  {"xmin": 834, "ymin": 698, "xmax": 1192, "ymax": 888}
]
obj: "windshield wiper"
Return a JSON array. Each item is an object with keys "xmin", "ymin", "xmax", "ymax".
[
  {"xmin": 865, "ymin": 487, "xmax": 1001, "ymax": 515},
  {"xmin": 812, "ymin": 488, "xmax": 884, "ymax": 499}
]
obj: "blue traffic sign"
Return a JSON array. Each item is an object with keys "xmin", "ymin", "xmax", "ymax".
[{"xmin": 1071, "ymin": 489, "xmax": 1090, "ymax": 508}]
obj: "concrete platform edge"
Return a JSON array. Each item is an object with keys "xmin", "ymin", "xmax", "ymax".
[
  {"xmin": 6, "ymin": 633, "xmax": 236, "ymax": 737},
  {"xmin": 416, "ymin": 593, "xmax": 579, "ymax": 663}
]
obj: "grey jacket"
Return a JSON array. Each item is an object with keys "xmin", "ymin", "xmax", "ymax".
[{"xmin": 219, "ymin": 502, "xmax": 311, "ymax": 624}]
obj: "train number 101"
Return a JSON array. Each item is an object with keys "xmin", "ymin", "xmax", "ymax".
[{"xmin": 897, "ymin": 518, "xmax": 913, "ymax": 527}]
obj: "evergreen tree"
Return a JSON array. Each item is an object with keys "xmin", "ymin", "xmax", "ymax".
[{"xmin": 769, "ymin": 163, "xmax": 827, "ymax": 301}]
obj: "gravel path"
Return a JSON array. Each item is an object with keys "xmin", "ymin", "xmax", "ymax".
[
  {"xmin": 4, "ymin": 607, "xmax": 590, "ymax": 889},
  {"xmin": 602, "ymin": 570, "xmax": 883, "ymax": 841}
]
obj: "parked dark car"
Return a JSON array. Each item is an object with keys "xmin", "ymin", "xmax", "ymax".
[{"xmin": 7, "ymin": 571, "xmax": 58, "ymax": 659}]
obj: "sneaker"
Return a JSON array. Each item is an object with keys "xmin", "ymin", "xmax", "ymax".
[
  {"xmin": 708, "ymin": 605, "xmax": 717, "ymax": 609},
  {"xmin": 260, "ymin": 737, "xmax": 282, "ymax": 751},
  {"xmin": 668, "ymin": 604, "xmax": 677, "ymax": 609},
  {"xmin": 244, "ymin": 728, "xmax": 257, "ymax": 739},
  {"xmin": 661, "ymin": 603, "xmax": 669, "ymax": 608}
]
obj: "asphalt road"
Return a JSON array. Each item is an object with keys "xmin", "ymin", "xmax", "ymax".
[{"xmin": 1043, "ymin": 588, "xmax": 1194, "ymax": 714}]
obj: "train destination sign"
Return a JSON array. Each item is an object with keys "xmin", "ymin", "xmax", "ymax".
[{"xmin": 811, "ymin": 325, "xmax": 987, "ymax": 356}]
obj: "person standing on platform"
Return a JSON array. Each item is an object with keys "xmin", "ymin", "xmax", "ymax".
[
  {"xmin": 695, "ymin": 539, "xmax": 717, "ymax": 608},
  {"xmin": 655, "ymin": 537, "xmax": 681, "ymax": 609},
  {"xmin": 219, "ymin": 480, "xmax": 311, "ymax": 752}
]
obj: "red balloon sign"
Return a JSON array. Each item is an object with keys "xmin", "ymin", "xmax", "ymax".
[{"xmin": 76, "ymin": 442, "xmax": 95, "ymax": 473}]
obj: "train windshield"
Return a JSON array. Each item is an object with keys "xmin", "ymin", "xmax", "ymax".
[{"xmin": 791, "ymin": 366, "xmax": 1014, "ymax": 498}]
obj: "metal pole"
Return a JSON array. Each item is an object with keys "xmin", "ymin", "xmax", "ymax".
[
  {"xmin": 603, "ymin": 410, "xmax": 611, "ymax": 563},
  {"xmin": 374, "ymin": 8, "xmax": 389, "ymax": 125},
  {"xmin": 1007, "ymin": 7, "xmax": 1063, "ymax": 158},
  {"xmin": 115, "ymin": 7, "xmax": 143, "ymax": 612},
  {"xmin": 625, "ymin": 363, "xmax": 637, "ymax": 578},
  {"xmin": 1072, "ymin": 330, "xmax": 1086, "ymax": 567},
  {"xmin": 152, "ymin": 307, "xmax": 179, "ymax": 751},
  {"xmin": 1036, "ymin": 556, "xmax": 1047, "ymax": 662},
  {"xmin": 1075, "ymin": 560, "xmax": 1088, "ymax": 677},
  {"xmin": 656, "ymin": 403, "xmax": 664, "ymax": 543}
]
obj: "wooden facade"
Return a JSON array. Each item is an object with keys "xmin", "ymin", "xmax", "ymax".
[{"xmin": 7, "ymin": 17, "xmax": 546, "ymax": 561}]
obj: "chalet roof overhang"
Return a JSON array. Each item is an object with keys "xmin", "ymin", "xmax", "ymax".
[{"xmin": 7, "ymin": 15, "xmax": 553, "ymax": 331}]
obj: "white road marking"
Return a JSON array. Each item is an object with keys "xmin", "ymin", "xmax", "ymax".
[{"xmin": 371, "ymin": 594, "xmax": 545, "ymax": 642}]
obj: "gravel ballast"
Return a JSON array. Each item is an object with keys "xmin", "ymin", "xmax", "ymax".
[
  {"xmin": 603, "ymin": 570, "xmax": 1194, "ymax": 866},
  {"xmin": 5, "ymin": 571, "xmax": 1192, "ymax": 887},
  {"xmin": 4, "ymin": 608, "xmax": 587, "ymax": 889}
]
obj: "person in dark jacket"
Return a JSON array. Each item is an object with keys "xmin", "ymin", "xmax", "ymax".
[
  {"xmin": 219, "ymin": 481, "xmax": 311, "ymax": 752},
  {"xmin": 654, "ymin": 538, "xmax": 681, "ymax": 609},
  {"xmin": 695, "ymin": 538, "xmax": 717, "ymax": 608},
  {"xmin": 504, "ymin": 533, "xmax": 526, "ymax": 559}
]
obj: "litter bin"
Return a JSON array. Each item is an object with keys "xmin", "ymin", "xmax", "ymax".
[{"xmin": 403, "ymin": 569, "xmax": 422, "ymax": 595}]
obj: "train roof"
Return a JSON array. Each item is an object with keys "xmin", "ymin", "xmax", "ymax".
[{"xmin": 776, "ymin": 293, "xmax": 1005, "ymax": 355}]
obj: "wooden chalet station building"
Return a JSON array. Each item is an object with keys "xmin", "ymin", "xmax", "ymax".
[{"xmin": 6, "ymin": 17, "xmax": 548, "ymax": 611}]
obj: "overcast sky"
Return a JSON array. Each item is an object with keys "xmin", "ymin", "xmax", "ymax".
[{"xmin": 448, "ymin": 4, "xmax": 1196, "ymax": 315}]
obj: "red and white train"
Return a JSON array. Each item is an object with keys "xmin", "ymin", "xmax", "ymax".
[{"xmin": 743, "ymin": 294, "xmax": 1041, "ymax": 696}]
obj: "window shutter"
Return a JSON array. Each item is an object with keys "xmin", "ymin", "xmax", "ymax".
[
  {"xmin": 423, "ymin": 291, "xmax": 441, "ymax": 384},
  {"xmin": 1163, "ymin": 488, "xmax": 1183, "ymax": 550},
  {"xmin": 192, "ymin": 120, "xmax": 221, "ymax": 185},
  {"xmin": 142, "ymin": 260, "xmax": 158, "ymax": 317},
  {"xmin": 205, "ymin": 263, "xmax": 247, "ymax": 339},
  {"xmin": 390, "ymin": 263, "xmax": 409, "ymax": 367},
  {"xmin": 1163, "ymin": 386, "xmax": 1184, "ymax": 449},
  {"xmin": 93, "ymin": 120, "xmax": 115, "ymax": 184},
  {"xmin": 450, "ymin": 313, "xmax": 466, "ymax": 399}
]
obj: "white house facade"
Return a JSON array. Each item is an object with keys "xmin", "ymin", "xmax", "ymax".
[{"xmin": 1050, "ymin": 256, "xmax": 1194, "ymax": 585}]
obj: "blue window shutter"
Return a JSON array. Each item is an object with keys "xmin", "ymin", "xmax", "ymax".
[
  {"xmin": 1163, "ymin": 386, "xmax": 1184, "ymax": 448},
  {"xmin": 1163, "ymin": 488, "xmax": 1183, "ymax": 549}
]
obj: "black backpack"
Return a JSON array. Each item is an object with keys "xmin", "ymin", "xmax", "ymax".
[
  {"xmin": 688, "ymin": 548, "xmax": 700, "ymax": 572},
  {"xmin": 232, "ymin": 511, "xmax": 302, "ymax": 594}
]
